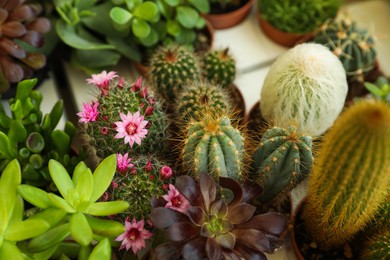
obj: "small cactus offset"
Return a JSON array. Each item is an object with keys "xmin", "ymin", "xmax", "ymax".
[
  {"xmin": 182, "ymin": 113, "xmax": 244, "ymax": 180},
  {"xmin": 201, "ymin": 48, "xmax": 236, "ymax": 88},
  {"xmin": 361, "ymin": 229, "xmax": 390, "ymax": 260},
  {"xmin": 303, "ymin": 101, "xmax": 390, "ymax": 248},
  {"xmin": 175, "ymin": 81, "xmax": 231, "ymax": 123},
  {"xmin": 252, "ymin": 125, "xmax": 313, "ymax": 203},
  {"xmin": 314, "ymin": 17, "xmax": 376, "ymax": 82},
  {"xmin": 149, "ymin": 44, "xmax": 201, "ymax": 102}
]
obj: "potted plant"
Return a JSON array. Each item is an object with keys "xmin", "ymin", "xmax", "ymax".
[
  {"xmin": 257, "ymin": 0, "xmax": 340, "ymax": 47},
  {"xmin": 204, "ymin": 0, "xmax": 256, "ymax": 29}
]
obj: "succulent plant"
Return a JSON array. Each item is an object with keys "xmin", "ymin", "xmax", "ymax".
[
  {"xmin": 182, "ymin": 112, "xmax": 244, "ymax": 181},
  {"xmin": 108, "ymin": 155, "xmax": 174, "ymax": 222},
  {"xmin": 149, "ymin": 44, "xmax": 201, "ymax": 102},
  {"xmin": 303, "ymin": 101, "xmax": 390, "ymax": 248},
  {"xmin": 365, "ymin": 76, "xmax": 390, "ymax": 103},
  {"xmin": 78, "ymin": 73, "xmax": 169, "ymax": 167},
  {"xmin": 361, "ymin": 229, "xmax": 390, "ymax": 260},
  {"xmin": 0, "ymin": 0, "xmax": 51, "ymax": 92},
  {"xmin": 150, "ymin": 173, "xmax": 287, "ymax": 260},
  {"xmin": 252, "ymin": 125, "xmax": 313, "ymax": 203},
  {"xmin": 201, "ymin": 48, "xmax": 236, "ymax": 88},
  {"xmin": 175, "ymin": 81, "xmax": 231, "ymax": 123},
  {"xmin": 260, "ymin": 43, "xmax": 348, "ymax": 136},
  {"xmin": 0, "ymin": 79, "xmax": 84, "ymax": 189},
  {"xmin": 314, "ymin": 17, "xmax": 376, "ymax": 82}
]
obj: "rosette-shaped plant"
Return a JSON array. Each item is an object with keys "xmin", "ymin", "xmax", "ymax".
[
  {"xmin": 0, "ymin": 0, "xmax": 51, "ymax": 92},
  {"xmin": 151, "ymin": 173, "xmax": 287, "ymax": 260}
]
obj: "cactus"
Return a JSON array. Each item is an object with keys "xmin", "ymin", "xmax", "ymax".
[
  {"xmin": 260, "ymin": 43, "xmax": 348, "ymax": 136},
  {"xmin": 182, "ymin": 113, "xmax": 244, "ymax": 180},
  {"xmin": 303, "ymin": 101, "xmax": 390, "ymax": 248},
  {"xmin": 252, "ymin": 125, "xmax": 313, "ymax": 203},
  {"xmin": 314, "ymin": 17, "xmax": 376, "ymax": 82},
  {"xmin": 0, "ymin": 79, "xmax": 84, "ymax": 189},
  {"xmin": 149, "ymin": 44, "xmax": 201, "ymax": 102},
  {"xmin": 108, "ymin": 155, "xmax": 173, "ymax": 222},
  {"xmin": 361, "ymin": 229, "xmax": 390, "ymax": 260},
  {"xmin": 175, "ymin": 81, "xmax": 231, "ymax": 123},
  {"xmin": 201, "ymin": 48, "xmax": 236, "ymax": 88},
  {"xmin": 79, "ymin": 74, "xmax": 169, "ymax": 167}
]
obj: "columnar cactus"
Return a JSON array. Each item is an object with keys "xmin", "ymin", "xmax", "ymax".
[
  {"xmin": 175, "ymin": 81, "xmax": 231, "ymax": 122},
  {"xmin": 182, "ymin": 113, "xmax": 244, "ymax": 180},
  {"xmin": 303, "ymin": 101, "xmax": 390, "ymax": 248},
  {"xmin": 149, "ymin": 44, "xmax": 201, "ymax": 102},
  {"xmin": 314, "ymin": 17, "xmax": 376, "ymax": 82},
  {"xmin": 252, "ymin": 125, "xmax": 313, "ymax": 203},
  {"xmin": 201, "ymin": 48, "xmax": 236, "ymax": 88},
  {"xmin": 361, "ymin": 229, "xmax": 390, "ymax": 260},
  {"xmin": 260, "ymin": 43, "xmax": 348, "ymax": 136}
]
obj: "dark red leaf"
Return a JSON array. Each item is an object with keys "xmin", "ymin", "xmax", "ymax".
[
  {"xmin": 234, "ymin": 240, "xmax": 267, "ymax": 260},
  {"xmin": 0, "ymin": 38, "xmax": 25, "ymax": 59},
  {"xmin": 211, "ymin": 199, "xmax": 228, "ymax": 218},
  {"xmin": 150, "ymin": 207, "xmax": 187, "ymax": 229},
  {"xmin": 151, "ymin": 196, "xmax": 166, "ymax": 208},
  {"xmin": 0, "ymin": 57, "xmax": 23, "ymax": 82},
  {"xmin": 20, "ymin": 30, "xmax": 43, "ymax": 47},
  {"xmin": 221, "ymin": 250, "xmax": 241, "ymax": 260},
  {"xmin": 0, "ymin": 9, "xmax": 8, "ymax": 24},
  {"xmin": 236, "ymin": 212, "xmax": 287, "ymax": 236},
  {"xmin": 241, "ymin": 181, "xmax": 263, "ymax": 203},
  {"xmin": 9, "ymin": 5, "xmax": 33, "ymax": 21},
  {"xmin": 206, "ymin": 237, "xmax": 222, "ymax": 260},
  {"xmin": 166, "ymin": 221, "xmax": 198, "ymax": 242},
  {"xmin": 219, "ymin": 176, "xmax": 243, "ymax": 206},
  {"xmin": 2, "ymin": 21, "xmax": 26, "ymax": 37},
  {"xmin": 175, "ymin": 175, "xmax": 202, "ymax": 207},
  {"xmin": 26, "ymin": 17, "xmax": 51, "ymax": 33},
  {"xmin": 154, "ymin": 242, "xmax": 182, "ymax": 260},
  {"xmin": 187, "ymin": 206, "xmax": 206, "ymax": 226},
  {"xmin": 21, "ymin": 52, "xmax": 45, "ymax": 69},
  {"xmin": 227, "ymin": 203, "xmax": 256, "ymax": 224},
  {"xmin": 182, "ymin": 237, "xmax": 206, "ymax": 260},
  {"xmin": 4, "ymin": 0, "xmax": 23, "ymax": 11},
  {"xmin": 216, "ymin": 232, "xmax": 235, "ymax": 250},
  {"xmin": 233, "ymin": 229, "xmax": 284, "ymax": 254},
  {"xmin": 200, "ymin": 223, "xmax": 213, "ymax": 238},
  {"xmin": 199, "ymin": 173, "xmax": 216, "ymax": 212}
]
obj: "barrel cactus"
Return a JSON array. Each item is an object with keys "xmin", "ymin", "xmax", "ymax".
[
  {"xmin": 361, "ymin": 229, "xmax": 390, "ymax": 260},
  {"xmin": 314, "ymin": 17, "xmax": 376, "ymax": 82},
  {"xmin": 201, "ymin": 48, "xmax": 236, "ymax": 88},
  {"xmin": 303, "ymin": 101, "xmax": 390, "ymax": 248},
  {"xmin": 182, "ymin": 113, "xmax": 244, "ymax": 180},
  {"xmin": 149, "ymin": 44, "xmax": 201, "ymax": 102},
  {"xmin": 260, "ymin": 43, "xmax": 348, "ymax": 136},
  {"xmin": 175, "ymin": 81, "xmax": 231, "ymax": 123},
  {"xmin": 252, "ymin": 125, "xmax": 313, "ymax": 203}
]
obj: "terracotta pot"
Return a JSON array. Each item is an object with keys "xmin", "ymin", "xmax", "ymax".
[
  {"xmin": 290, "ymin": 199, "xmax": 306, "ymax": 260},
  {"xmin": 257, "ymin": 14, "xmax": 314, "ymax": 47},
  {"xmin": 204, "ymin": 0, "xmax": 256, "ymax": 30}
]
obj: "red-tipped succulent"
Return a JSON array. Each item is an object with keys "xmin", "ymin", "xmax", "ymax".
[{"xmin": 151, "ymin": 173, "xmax": 288, "ymax": 260}]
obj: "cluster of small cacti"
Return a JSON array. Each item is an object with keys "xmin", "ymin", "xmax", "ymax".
[
  {"xmin": 252, "ymin": 125, "xmax": 313, "ymax": 203},
  {"xmin": 201, "ymin": 48, "xmax": 236, "ymax": 88},
  {"xmin": 0, "ymin": 79, "xmax": 84, "ymax": 189},
  {"xmin": 314, "ymin": 17, "xmax": 377, "ymax": 82},
  {"xmin": 303, "ymin": 100, "xmax": 390, "ymax": 248}
]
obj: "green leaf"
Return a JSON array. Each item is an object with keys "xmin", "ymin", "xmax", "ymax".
[
  {"xmin": 110, "ymin": 7, "xmax": 132, "ymax": 32},
  {"xmin": 132, "ymin": 17, "xmax": 151, "ymax": 38},
  {"xmin": 86, "ymin": 216, "xmax": 124, "ymax": 238},
  {"xmin": 26, "ymin": 132, "xmax": 45, "ymax": 153},
  {"xmin": 75, "ymin": 168, "xmax": 93, "ymax": 202},
  {"xmin": 4, "ymin": 219, "xmax": 50, "ymax": 241},
  {"xmin": 139, "ymin": 28, "xmax": 159, "ymax": 47},
  {"xmin": 29, "ymin": 208, "xmax": 67, "ymax": 228},
  {"xmin": 106, "ymin": 36, "xmax": 142, "ymax": 62},
  {"xmin": 64, "ymin": 121, "xmax": 77, "ymax": 139},
  {"xmin": 167, "ymin": 20, "xmax": 181, "ymax": 36},
  {"xmin": 89, "ymin": 154, "xmax": 116, "ymax": 202},
  {"xmin": 0, "ymin": 240, "xmax": 24, "ymax": 260},
  {"xmin": 49, "ymin": 100, "xmax": 64, "ymax": 130},
  {"xmin": 49, "ymin": 159, "xmax": 75, "ymax": 199},
  {"xmin": 70, "ymin": 213, "xmax": 93, "ymax": 246},
  {"xmin": 164, "ymin": 0, "xmax": 179, "ymax": 6},
  {"xmin": 176, "ymin": 6, "xmax": 199, "ymax": 29},
  {"xmin": 72, "ymin": 161, "xmax": 89, "ymax": 186},
  {"xmin": 134, "ymin": 2, "xmax": 160, "ymax": 22},
  {"xmin": 188, "ymin": 0, "xmax": 210, "ymax": 13},
  {"xmin": 51, "ymin": 130, "xmax": 71, "ymax": 156},
  {"xmin": 17, "ymin": 185, "xmax": 51, "ymax": 209},
  {"xmin": 74, "ymin": 48, "xmax": 121, "ymax": 68},
  {"xmin": 85, "ymin": 201, "xmax": 129, "ymax": 216},
  {"xmin": 8, "ymin": 120, "xmax": 27, "ymax": 144},
  {"xmin": 175, "ymin": 28, "xmax": 196, "ymax": 44},
  {"xmin": 8, "ymin": 196, "xmax": 23, "ymax": 225},
  {"xmin": 48, "ymin": 193, "xmax": 76, "ymax": 213},
  {"xmin": 15, "ymin": 79, "xmax": 37, "ymax": 102},
  {"xmin": 56, "ymin": 20, "xmax": 115, "ymax": 50},
  {"xmin": 0, "ymin": 132, "xmax": 15, "ymax": 159},
  {"xmin": 365, "ymin": 82, "xmax": 384, "ymax": 97},
  {"xmin": 125, "ymin": 0, "xmax": 142, "ymax": 10},
  {"xmin": 28, "ymin": 223, "xmax": 70, "ymax": 253},
  {"xmin": 88, "ymin": 238, "xmax": 111, "ymax": 260}
]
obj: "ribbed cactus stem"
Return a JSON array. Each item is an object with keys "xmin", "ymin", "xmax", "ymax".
[
  {"xmin": 361, "ymin": 229, "xmax": 390, "ymax": 260},
  {"xmin": 202, "ymin": 48, "xmax": 236, "ymax": 88},
  {"xmin": 303, "ymin": 101, "xmax": 390, "ymax": 248},
  {"xmin": 183, "ymin": 115, "xmax": 244, "ymax": 180}
]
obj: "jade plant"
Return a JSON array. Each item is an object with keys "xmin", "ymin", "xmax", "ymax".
[
  {"xmin": 0, "ymin": 79, "xmax": 84, "ymax": 189},
  {"xmin": 365, "ymin": 76, "xmax": 390, "ymax": 103},
  {"xmin": 252, "ymin": 125, "xmax": 313, "ymax": 206},
  {"xmin": 17, "ymin": 154, "xmax": 129, "ymax": 259},
  {"xmin": 258, "ymin": 0, "xmax": 339, "ymax": 34},
  {"xmin": 260, "ymin": 43, "xmax": 348, "ymax": 136},
  {"xmin": 150, "ymin": 173, "xmax": 288, "ymax": 259},
  {"xmin": 302, "ymin": 101, "xmax": 390, "ymax": 249},
  {"xmin": 313, "ymin": 17, "xmax": 377, "ymax": 82}
]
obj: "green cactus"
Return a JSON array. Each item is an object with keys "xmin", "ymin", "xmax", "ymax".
[
  {"xmin": 182, "ymin": 113, "xmax": 244, "ymax": 180},
  {"xmin": 175, "ymin": 81, "xmax": 231, "ymax": 123},
  {"xmin": 149, "ymin": 44, "xmax": 201, "ymax": 102},
  {"xmin": 314, "ymin": 17, "xmax": 376, "ymax": 82},
  {"xmin": 361, "ymin": 229, "xmax": 390, "ymax": 260},
  {"xmin": 0, "ymin": 79, "xmax": 84, "ymax": 189},
  {"xmin": 303, "ymin": 101, "xmax": 390, "ymax": 248},
  {"xmin": 202, "ymin": 48, "xmax": 236, "ymax": 88},
  {"xmin": 252, "ymin": 125, "xmax": 313, "ymax": 203}
]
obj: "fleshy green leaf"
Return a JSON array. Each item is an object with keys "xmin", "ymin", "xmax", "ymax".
[
  {"xmin": 88, "ymin": 238, "xmax": 111, "ymax": 260},
  {"xmin": 0, "ymin": 240, "xmax": 24, "ymax": 260},
  {"xmin": 28, "ymin": 223, "xmax": 70, "ymax": 253},
  {"xmin": 164, "ymin": 0, "xmax": 179, "ymax": 6},
  {"xmin": 8, "ymin": 196, "xmax": 23, "ymax": 225},
  {"xmin": 188, "ymin": 0, "xmax": 210, "ymax": 13},
  {"xmin": 48, "ymin": 159, "xmax": 75, "ymax": 199},
  {"xmin": 84, "ymin": 201, "xmax": 129, "ymax": 216},
  {"xmin": 0, "ymin": 132, "xmax": 16, "ymax": 159},
  {"xmin": 15, "ymin": 79, "xmax": 37, "ymax": 101},
  {"xmin": 17, "ymin": 185, "xmax": 51, "ymax": 209},
  {"xmin": 139, "ymin": 28, "xmax": 159, "ymax": 47},
  {"xmin": 132, "ymin": 17, "xmax": 151, "ymax": 38},
  {"xmin": 110, "ymin": 7, "xmax": 132, "ymax": 32},
  {"xmin": 70, "ymin": 212, "xmax": 93, "ymax": 246},
  {"xmin": 8, "ymin": 120, "xmax": 27, "ymax": 144},
  {"xmin": 29, "ymin": 208, "xmax": 67, "ymax": 228},
  {"xmin": 51, "ymin": 130, "xmax": 71, "ymax": 156},
  {"xmin": 49, "ymin": 100, "xmax": 64, "ymax": 130},
  {"xmin": 106, "ymin": 36, "xmax": 142, "ymax": 62},
  {"xmin": 4, "ymin": 219, "xmax": 50, "ymax": 241},
  {"xmin": 176, "ymin": 6, "xmax": 199, "ymax": 29},
  {"xmin": 86, "ymin": 216, "xmax": 124, "ymax": 238},
  {"xmin": 75, "ymin": 168, "xmax": 93, "ymax": 202},
  {"xmin": 48, "ymin": 193, "xmax": 76, "ymax": 213},
  {"xmin": 89, "ymin": 154, "xmax": 116, "ymax": 202},
  {"xmin": 74, "ymin": 48, "xmax": 121, "ymax": 68},
  {"xmin": 167, "ymin": 20, "xmax": 181, "ymax": 36},
  {"xmin": 134, "ymin": 2, "xmax": 160, "ymax": 22},
  {"xmin": 72, "ymin": 161, "xmax": 89, "ymax": 185}
]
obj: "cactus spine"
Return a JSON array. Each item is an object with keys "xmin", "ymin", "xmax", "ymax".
[
  {"xmin": 252, "ymin": 125, "xmax": 313, "ymax": 203},
  {"xmin": 303, "ymin": 101, "xmax": 390, "ymax": 248},
  {"xmin": 314, "ymin": 17, "xmax": 376, "ymax": 81},
  {"xmin": 149, "ymin": 44, "xmax": 201, "ymax": 102},
  {"xmin": 182, "ymin": 113, "xmax": 244, "ymax": 180},
  {"xmin": 202, "ymin": 48, "xmax": 236, "ymax": 88},
  {"xmin": 361, "ymin": 229, "xmax": 390, "ymax": 260}
]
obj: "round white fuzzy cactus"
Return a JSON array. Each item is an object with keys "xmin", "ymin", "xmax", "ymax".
[{"xmin": 260, "ymin": 43, "xmax": 348, "ymax": 136}]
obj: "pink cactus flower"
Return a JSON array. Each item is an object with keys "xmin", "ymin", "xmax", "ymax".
[
  {"xmin": 117, "ymin": 153, "xmax": 133, "ymax": 174},
  {"xmin": 131, "ymin": 76, "xmax": 143, "ymax": 92},
  {"xmin": 77, "ymin": 101, "xmax": 99, "ymax": 123},
  {"xmin": 111, "ymin": 181, "xmax": 119, "ymax": 189},
  {"xmin": 163, "ymin": 184, "xmax": 191, "ymax": 214},
  {"xmin": 114, "ymin": 111, "xmax": 148, "ymax": 148},
  {"xmin": 144, "ymin": 160, "xmax": 153, "ymax": 172},
  {"xmin": 116, "ymin": 218, "xmax": 152, "ymax": 254},
  {"xmin": 160, "ymin": 166, "xmax": 173, "ymax": 180},
  {"xmin": 86, "ymin": 70, "xmax": 118, "ymax": 95}
]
